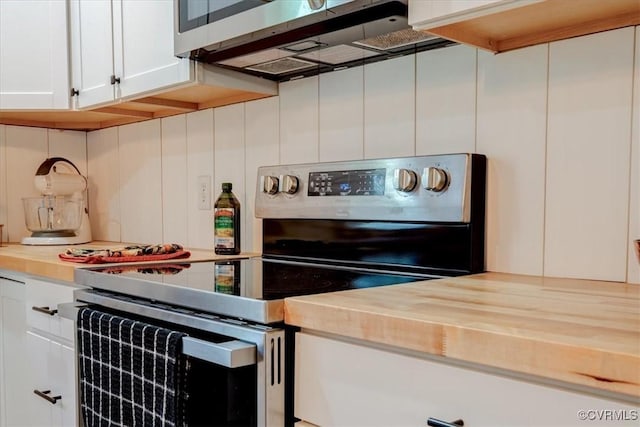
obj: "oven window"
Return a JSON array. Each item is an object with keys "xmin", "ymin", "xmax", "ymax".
[
  {"xmin": 185, "ymin": 357, "xmax": 257, "ymax": 426},
  {"xmin": 179, "ymin": 0, "xmax": 270, "ymax": 33}
]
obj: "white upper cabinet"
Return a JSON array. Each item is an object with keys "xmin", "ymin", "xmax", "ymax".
[
  {"xmin": 69, "ymin": 0, "xmax": 116, "ymax": 108},
  {"xmin": 0, "ymin": 0, "xmax": 70, "ymax": 109},
  {"xmin": 409, "ymin": 0, "xmax": 511, "ymax": 26},
  {"xmin": 70, "ymin": 0, "xmax": 191, "ymax": 109},
  {"xmin": 114, "ymin": 0, "xmax": 191, "ymax": 99},
  {"xmin": 409, "ymin": 0, "xmax": 640, "ymax": 53}
]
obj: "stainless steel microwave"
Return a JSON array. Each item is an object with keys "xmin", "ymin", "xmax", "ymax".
[
  {"xmin": 174, "ymin": 0, "xmax": 354, "ymax": 58},
  {"xmin": 174, "ymin": 0, "xmax": 450, "ymax": 81}
]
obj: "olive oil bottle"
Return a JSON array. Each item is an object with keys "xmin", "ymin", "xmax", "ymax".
[{"xmin": 214, "ymin": 182, "xmax": 241, "ymax": 255}]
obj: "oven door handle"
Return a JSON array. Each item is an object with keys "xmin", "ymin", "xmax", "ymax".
[
  {"xmin": 58, "ymin": 302, "xmax": 86, "ymax": 320},
  {"xmin": 182, "ymin": 336, "xmax": 256, "ymax": 368},
  {"xmin": 57, "ymin": 302, "xmax": 257, "ymax": 369}
]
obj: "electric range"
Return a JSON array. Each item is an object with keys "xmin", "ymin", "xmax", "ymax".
[{"xmin": 69, "ymin": 153, "xmax": 486, "ymax": 427}]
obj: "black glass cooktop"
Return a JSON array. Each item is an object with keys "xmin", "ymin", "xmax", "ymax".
[
  {"xmin": 84, "ymin": 257, "xmax": 436, "ymax": 301},
  {"xmin": 75, "ymin": 257, "xmax": 440, "ymax": 324}
]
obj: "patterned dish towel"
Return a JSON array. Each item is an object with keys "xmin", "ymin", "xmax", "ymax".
[
  {"xmin": 59, "ymin": 243, "xmax": 190, "ymax": 264},
  {"xmin": 77, "ymin": 307, "xmax": 188, "ymax": 427}
]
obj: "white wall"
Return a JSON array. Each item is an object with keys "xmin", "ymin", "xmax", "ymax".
[{"xmin": 1, "ymin": 27, "xmax": 638, "ymax": 283}]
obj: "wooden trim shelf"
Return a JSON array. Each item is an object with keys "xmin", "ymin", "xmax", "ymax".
[
  {"xmin": 416, "ymin": 0, "xmax": 640, "ymax": 53},
  {"xmin": 0, "ymin": 83, "xmax": 275, "ymax": 131}
]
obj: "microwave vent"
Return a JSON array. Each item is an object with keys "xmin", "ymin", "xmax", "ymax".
[
  {"xmin": 246, "ymin": 57, "xmax": 317, "ymax": 75},
  {"xmin": 354, "ymin": 28, "xmax": 436, "ymax": 50},
  {"xmin": 284, "ymin": 40, "xmax": 325, "ymax": 52},
  {"xmin": 297, "ymin": 44, "xmax": 381, "ymax": 65},
  {"xmin": 218, "ymin": 49, "xmax": 295, "ymax": 68}
]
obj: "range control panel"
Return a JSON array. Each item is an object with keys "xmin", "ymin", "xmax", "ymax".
[
  {"xmin": 308, "ymin": 168, "xmax": 386, "ymax": 197},
  {"xmin": 256, "ymin": 154, "xmax": 485, "ymax": 223}
]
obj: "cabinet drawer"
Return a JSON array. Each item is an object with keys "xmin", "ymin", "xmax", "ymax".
[
  {"xmin": 25, "ymin": 279, "xmax": 76, "ymax": 341},
  {"xmin": 295, "ymin": 333, "xmax": 636, "ymax": 427},
  {"xmin": 27, "ymin": 331, "xmax": 78, "ymax": 427}
]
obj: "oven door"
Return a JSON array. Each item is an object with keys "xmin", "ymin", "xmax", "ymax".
[{"xmin": 59, "ymin": 289, "xmax": 285, "ymax": 427}]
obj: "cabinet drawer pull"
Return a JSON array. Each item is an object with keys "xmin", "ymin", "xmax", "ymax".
[
  {"xmin": 32, "ymin": 306, "xmax": 58, "ymax": 316},
  {"xmin": 427, "ymin": 418, "xmax": 464, "ymax": 427},
  {"xmin": 34, "ymin": 389, "xmax": 62, "ymax": 404}
]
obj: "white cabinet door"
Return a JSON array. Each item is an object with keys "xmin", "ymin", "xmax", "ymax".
[
  {"xmin": 408, "ymin": 0, "xmax": 540, "ymax": 29},
  {"xmin": 0, "ymin": 278, "xmax": 31, "ymax": 427},
  {"xmin": 69, "ymin": 0, "xmax": 117, "ymax": 108},
  {"xmin": 27, "ymin": 332, "xmax": 56, "ymax": 427},
  {"xmin": 26, "ymin": 332, "xmax": 78, "ymax": 427},
  {"xmin": 114, "ymin": 0, "xmax": 191, "ymax": 99},
  {"xmin": 295, "ymin": 333, "xmax": 637, "ymax": 427},
  {"xmin": 0, "ymin": 0, "xmax": 70, "ymax": 109},
  {"xmin": 70, "ymin": 0, "xmax": 191, "ymax": 108},
  {"xmin": 59, "ymin": 344, "xmax": 78, "ymax": 427}
]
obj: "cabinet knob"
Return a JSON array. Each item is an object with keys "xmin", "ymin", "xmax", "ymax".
[
  {"xmin": 110, "ymin": 75, "xmax": 121, "ymax": 85},
  {"xmin": 70, "ymin": 88, "xmax": 79, "ymax": 97},
  {"xmin": 34, "ymin": 389, "xmax": 62, "ymax": 405},
  {"xmin": 31, "ymin": 306, "xmax": 58, "ymax": 316},
  {"xmin": 427, "ymin": 418, "xmax": 464, "ymax": 427}
]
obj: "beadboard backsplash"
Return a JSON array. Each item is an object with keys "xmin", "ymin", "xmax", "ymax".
[{"xmin": 0, "ymin": 27, "xmax": 638, "ymax": 284}]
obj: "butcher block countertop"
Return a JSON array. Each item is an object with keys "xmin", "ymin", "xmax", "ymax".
[
  {"xmin": 285, "ymin": 272, "xmax": 640, "ymax": 400},
  {"xmin": 0, "ymin": 241, "xmax": 256, "ymax": 282}
]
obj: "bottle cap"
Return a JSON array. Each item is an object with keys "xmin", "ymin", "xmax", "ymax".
[{"xmin": 222, "ymin": 182, "xmax": 232, "ymax": 191}]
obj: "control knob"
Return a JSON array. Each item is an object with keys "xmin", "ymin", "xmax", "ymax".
[
  {"xmin": 423, "ymin": 167, "xmax": 449, "ymax": 192},
  {"xmin": 261, "ymin": 176, "xmax": 279, "ymax": 195},
  {"xmin": 393, "ymin": 168, "xmax": 417, "ymax": 192},
  {"xmin": 279, "ymin": 175, "xmax": 299, "ymax": 194}
]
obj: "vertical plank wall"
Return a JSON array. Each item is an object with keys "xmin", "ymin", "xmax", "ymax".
[
  {"xmin": 117, "ymin": 120, "xmax": 163, "ymax": 244},
  {"xmin": 630, "ymin": 28, "xmax": 640, "ymax": 283},
  {"xmin": 87, "ymin": 127, "xmax": 120, "ymax": 242},
  {"xmin": 1, "ymin": 26, "xmax": 637, "ymax": 283},
  {"xmin": 477, "ymin": 45, "xmax": 548, "ymax": 277},
  {"xmin": 0, "ymin": 126, "xmax": 5, "ymax": 244},
  {"xmin": 160, "ymin": 114, "xmax": 188, "ymax": 244},
  {"xmin": 544, "ymin": 28, "xmax": 634, "ymax": 282}
]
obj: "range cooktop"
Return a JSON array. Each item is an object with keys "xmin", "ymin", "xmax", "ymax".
[{"xmin": 74, "ymin": 258, "xmax": 436, "ymax": 324}]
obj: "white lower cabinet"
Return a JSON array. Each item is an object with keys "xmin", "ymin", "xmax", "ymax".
[
  {"xmin": 23, "ymin": 278, "xmax": 79, "ymax": 427},
  {"xmin": 26, "ymin": 332, "xmax": 77, "ymax": 427},
  {"xmin": 0, "ymin": 277, "xmax": 30, "ymax": 427},
  {"xmin": 295, "ymin": 332, "xmax": 637, "ymax": 427}
]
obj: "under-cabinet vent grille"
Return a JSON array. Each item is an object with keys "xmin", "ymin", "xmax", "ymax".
[
  {"xmin": 246, "ymin": 58, "xmax": 317, "ymax": 75},
  {"xmin": 354, "ymin": 28, "xmax": 436, "ymax": 50}
]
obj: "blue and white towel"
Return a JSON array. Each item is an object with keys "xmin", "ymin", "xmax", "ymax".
[{"xmin": 77, "ymin": 308, "xmax": 187, "ymax": 427}]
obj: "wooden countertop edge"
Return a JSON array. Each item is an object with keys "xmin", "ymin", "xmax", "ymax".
[
  {"xmin": 0, "ymin": 242, "xmax": 259, "ymax": 282},
  {"xmin": 284, "ymin": 298, "xmax": 640, "ymax": 399},
  {"xmin": 0, "ymin": 253, "xmax": 77, "ymax": 282}
]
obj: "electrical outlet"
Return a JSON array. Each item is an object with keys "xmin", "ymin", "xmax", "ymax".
[{"xmin": 197, "ymin": 175, "xmax": 211, "ymax": 210}]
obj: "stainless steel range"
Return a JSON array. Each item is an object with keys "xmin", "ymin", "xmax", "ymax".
[{"xmin": 63, "ymin": 153, "xmax": 486, "ymax": 427}]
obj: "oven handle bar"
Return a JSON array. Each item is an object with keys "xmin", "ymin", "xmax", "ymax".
[{"xmin": 58, "ymin": 302, "xmax": 257, "ymax": 369}]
